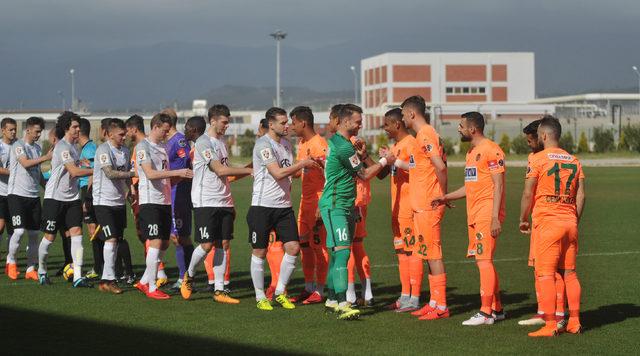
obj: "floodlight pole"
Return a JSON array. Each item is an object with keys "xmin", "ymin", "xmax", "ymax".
[{"xmin": 270, "ymin": 30, "xmax": 287, "ymax": 108}]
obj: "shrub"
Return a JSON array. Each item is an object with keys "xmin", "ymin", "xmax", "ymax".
[
  {"xmin": 621, "ymin": 124, "xmax": 640, "ymax": 152},
  {"xmin": 511, "ymin": 135, "xmax": 529, "ymax": 154},
  {"xmin": 499, "ymin": 133, "xmax": 511, "ymax": 154},
  {"xmin": 559, "ymin": 132, "xmax": 575, "ymax": 154},
  {"xmin": 577, "ymin": 132, "xmax": 589, "ymax": 153},
  {"xmin": 442, "ymin": 137, "xmax": 455, "ymax": 157},
  {"xmin": 592, "ymin": 127, "xmax": 614, "ymax": 153},
  {"xmin": 237, "ymin": 129, "xmax": 256, "ymax": 157}
]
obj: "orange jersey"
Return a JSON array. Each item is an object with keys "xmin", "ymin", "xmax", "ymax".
[
  {"xmin": 296, "ymin": 134, "xmax": 328, "ymax": 202},
  {"xmin": 390, "ymin": 135, "xmax": 416, "ymax": 219},
  {"xmin": 464, "ymin": 138, "xmax": 506, "ymax": 224},
  {"xmin": 349, "ymin": 137, "xmax": 371, "ymax": 207},
  {"xmin": 408, "ymin": 124, "xmax": 446, "ymax": 211},
  {"xmin": 526, "ymin": 147, "xmax": 585, "ymax": 223}
]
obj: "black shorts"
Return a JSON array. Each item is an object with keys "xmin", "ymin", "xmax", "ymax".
[
  {"xmin": 194, "ymin": 207, "xmax": 235, "ymax": 243},
  {"xmin": 41, "ymin": 199, "xmax": 83, "ymax": 234},
  {"xmin": 138, "ymin": 204, "xmax": 172, "ymax": 241},
  {"xmin": 246, "ymin": 206, "xmax": 298, "ymax": 249},
  {"xmin": 0, "ymin": 195, "xmax": 14, "ymax": 235},
  {"xmin": 7, "ymin": 194, "xmax": 41, "ymax": 231},
  {"xmin": 81, "ymin": 186, "xmax": 97, "ymax": 225},
  {"xmin": 95, "ymin": 205, "xmax": 127, "ymax": 241}
]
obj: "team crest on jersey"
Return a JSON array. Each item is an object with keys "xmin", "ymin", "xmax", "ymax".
[
  {"xmin": 465, "ymin": 167, "xmax": 478, "ymax": 182},
  {"xmin": 15, "ymin": 146, "xmax": 23, "ymax": 155},
  {"xmin": 404, "ymin": 227, "xmax": 412, "ymax": 238},
  {"xmin": 260, "ymin": 148, "xmax": 272, "ymax": 161},
  {"xmin": 99, "ymin": 153, "xmax": 109, "ymax": 165},
  {"xmin": 408, "ymin": 154, "xmax": 416, "ymax": 168},
  {"xmin": 424, "ymin": 143, "xmax": 433, "ymax": 152},
  {"xmin": 178, "ymin": 138, "xmax": 187, "ymax": 147},
  {"xmin": 203, "ymin": 149, "xmax": 212, "ymax": 160},
  {"xmin": 498, "ymin": 159, "xmax": 504, "ymax": 167},
  {"xmin": 61, "ymin": 150, "xmax": 70, "ymax": 161},
  {"xmin": 349, "ymin": 153, "xmax": 360, "ymax": 168},
  {"xmin": 137, "ymin": 150, "xmax": 146, "ymax": 161},
  {"xmin": 418, "ymin": 235, "xmax": 424, "ymax": 243},
  {"xmin": 476, "ymin": 232, "xmax": 483, "ymax": 240},
  {"xmin": 475, "ymin": 153, "xmax": 481, "ymax": 161}
]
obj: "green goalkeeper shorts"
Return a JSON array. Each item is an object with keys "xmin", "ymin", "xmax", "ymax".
[{"xmin": 321, "ymin": 208, "xmax": 356, "ymax": 249}]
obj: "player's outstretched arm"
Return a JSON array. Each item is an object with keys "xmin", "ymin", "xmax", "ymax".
[
  {"xmin": 64, "ymin": 162, "xmax": 93, "ymax": 178},
  {"xmin": 356, "ymin": 153, "xmax": 396, "ymax": 181},
  {"xmin": 102, "ymin": 165, "xmax": 135, "ymax": 180},
  {"xmin": 432, "ymin": 185, "xmax": 465, "ymax": 209},
  {"xmin": 576, "ymin": 178, "xmax": 586, "ymax": 222},
  {"xmin": 266, "ymin": 158, "xmax": 318, "ymax": 181},
  {"xmin": 519, "ymin": 177, "xmax": 537, "ymax": 234},
  {"xmin": 209, "ymin": 160, "xmax": 253, "ymax": 178},
  {"xmin": 0, "ymin": 166, "xmax": 9, "ymax": 175},
  {"xmin": 140, "ymin": 162, "xmax": 192, "ymax": 181}
]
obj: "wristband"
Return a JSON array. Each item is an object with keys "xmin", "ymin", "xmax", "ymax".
[{"xmin": 378, "ymin": 157, "xmax": 388, "ymax": 166}]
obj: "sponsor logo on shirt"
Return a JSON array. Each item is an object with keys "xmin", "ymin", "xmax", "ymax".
[
  {"xmin": 177, "ymin": 148, "xmax": 186, "ymax": 158},
  {"xmin": 548, "ymin": 153, "xmax": 573, "ymax": 161},
  {"xmin": 465, "ymin": 166, "xmax": 478, "ymax": 182},
  {"xmin": 349, "ymin": 153, "xmax": 360, "ymax": 168},
  {"xmin": 203, "ymin": 149, "xmax": 212, "ymax": 160},
  {"xmin": 280, "ymin": 158, "xmax": 291, "ymax": 167},
  {"xmin": 408, "ymin": 154, "xmax": 416, "ymax": 169},
  {"xmin": 99, "ymin": 153, "xmax": 109, "ymax": 165}
]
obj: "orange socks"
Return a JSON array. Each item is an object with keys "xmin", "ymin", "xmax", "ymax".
[
  {"xmin": 478, "ymin": 261, "xmax": 496, "ymax": 315},
  {"xmin": 408, "ymin": 254, "xmax": 423, "ymax": 298},
  {"xmin": 555, "ymin": 272, "xmax": 566, "ymax": 315},
  {"xmin": 492, "ymin": 265, "xmax": 502, "ymax": 312},
  {"xmin": 352, "ymin": 241, "xmax": 370, "ymax": 280},
  {"xmin": 537, "ymin": 274, "xmax": 557, "ymax": 328},
  {"xmin": 563, "ymin": 272, "xmax": 581, "ymax": 320},
  {"xmin": 314, "ymin": 246, "xmax": 329, "ymax": 285},
  {"xmin": 397, "ymin": 253, "xmax": 411, "ymax": 295},
  {"xmin": 301, "ymin": 245, "xmax": 316, "ymax": 284},
  {"xmin": 534, "ymin": 275, "xmax": 542, "ymax": 313},
  {"xmin": 267, "ymin": 242, "xmax": 284, "ymax": 288},
  {"xmin": 428, "ymin": 273, "xmax": 447, "ymax": 308}
]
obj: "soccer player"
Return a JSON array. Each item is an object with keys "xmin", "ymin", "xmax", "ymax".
[
  {"xmin": 5, "ymin": 117, "xmax": 51, "ymax": 281},
  {"xmin": 93, "ymin": 118, "xmax": 134, "ymax": 294},
  {"xmin": 247, "ymin": 107, "xmax": 319, "ymax": 311},
  {"xmin": 38, "ymin": 111, "xmax": 94, "ymax": 287},
  {"xmin": 289, "ymin": 106, "xmax": 328, "ymax": 304},
  {"xmin": 0, "ymin": 118, "xmax": 17, "ymax": 251},
  {"xmin": 319, "ymin": 104, "xmax": 395, "ymax": 320},
  {"xmin": 432, "ymin": 112, "xmax": 506, "ymax": 325},
  {"xmin": 376, "ymin": 108, "xmax": 421, "ymax": 312},
  {"xmin": 125, "ymin": 114, "xmax": 147, "ymax": 246},
  {"xmin": 519, "ymin": 116, "xmax": 584, "ymax": 337},
  {"xmin": 518, "ymin": 119, "xmax": 567, "ymax": 326},
  {"xmin": 78, "ymin": 118, "xmax": 101, "ymax": 280},
  {"xmin": 181, "ymin": 108, "xmax": 252, "ymax": 303},
  {"xmin": 401, "ymin": 95, "xmax": 449, "ymax": 320},
  {"xmin": 134, "ymin": 112, "xmax": 192, "ymax": 299}
]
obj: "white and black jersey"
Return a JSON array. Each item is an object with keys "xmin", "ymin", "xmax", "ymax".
[
  {"xmin": 134, "ymin": 138, "xmax": 171, "ymax": 205},
  {"xmin": 191, "ymin": 134, "xmax": 233, "ymax": 208},
  {"xmin": 44, "ymin": 138, "xmax": 81, "ymax": 201},
  {"xmin": 92, "ymin": 142, "xmax": 131, "ymax": 207},
  {"xmin": 8, "ymin": 139, "xmax": 42, "ymax": 198},
  {"xmin": 251, "ymin": 135, "xmax": 293, "ymax": 208},
  {"xmin": 0, "ymin": 140, "xmax": 11, "ymax": 197}
]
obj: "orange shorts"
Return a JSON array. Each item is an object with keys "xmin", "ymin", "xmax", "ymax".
[
  {"xmin": 354, "ymin": 205, "xmax": 368, "ymax": 239},
  {"xmin": 392, "ymin": 215, "xmax": 415, "ymax": 252},
  {"xmin": 412, "ymin": 206, "xmax": 444, "ymax": 260},
  {"xmin": 267, "ymin": 231, "xmax": 283, "ymax": 252},
  {"xmin": 528, "ymin": 223, "xmax": 539, "ymax": 267},
  {"xmin": 297, "ymin": 202, "xmax": 320, "ymax": 243},
  {"xmin": 466, "ymin": 220, "xmax": 498, "ymax": 260},
  {"xmin": 534, "ymin": 220, "xmax": 578, "ymax": 275}
]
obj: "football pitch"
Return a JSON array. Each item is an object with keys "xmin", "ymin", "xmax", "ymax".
[{"xmin": 1, "ymin": 166, "xmax": 639, "ymax": 355}]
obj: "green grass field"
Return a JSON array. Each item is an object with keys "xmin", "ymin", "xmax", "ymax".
[{"xmin": 1, "ymin": 167, "xmax": 639, "ymax": 355}]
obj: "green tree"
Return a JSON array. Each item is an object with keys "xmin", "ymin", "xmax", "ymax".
[
  {"xmin": 511, "ymin": 134, "xmax": 529, "ymax": 154},
  {"xmin": 499, "ymin": 133, "xmax": 511, "ymax": 154},
  {"xmin": 442, "ymin": 137, "xmax": 455, "ymax": 157},
  {"xmin": 592, "ymin": 127, "xmax": 614, "ymax": 153},
  {"xmin": 577, "ymin": 132, "xmax": 589, "ymax": 153},
  {"xmin": 237, "ymin": 129, "xmax": 256, "ymax": 157},
  {"xmin": 559, "ymin": 132, "xmax": 575, "ymax": 154},
  {"xmin": 621, "ymin": 124, "xmax": 640, "ymax": 152}
]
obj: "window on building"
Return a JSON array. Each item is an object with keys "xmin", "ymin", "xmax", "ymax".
[
  {"xmin": 470, "ymin": 87, "xmax": 478, "ymax": 94},
  {"xmin": 454, "ymin": 87, "xmax": 462, "ymax": 94},
  {"xmin": 479, "ymin": 87, "xmax": 486, "ymax": 94},
  {"xmin": 463, "ymin": 87, "xmax": 470, "ymax": 94},
  {"xmin": 446, "ymin": 87, "xmax": 453, "ymax": 94}
]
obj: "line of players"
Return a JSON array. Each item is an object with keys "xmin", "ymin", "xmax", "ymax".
[{"xmin": 0, "ymin": 97, "xmax": 584, "ymax": 335}]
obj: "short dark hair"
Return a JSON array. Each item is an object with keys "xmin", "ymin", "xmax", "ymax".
[
  {"xmin": 150, "ymin": 113, "xmax": 172, "ymax": 130},
  {"xmin": 401, "ymin": 96, "xmax": 426, "ymax": 115},
  {"xmin": 259, "ymin": 118, "xmax": 269, "ymax": 130},
  {"xmin": 338, "ymin": 104, "xmax": 363, "ymax": 122},
  {"xmin": 25, "ymin": 116, "xmax": 45, "ymax": 130},
  {"xmin": 290, "ymin": 106, "xmax": 314, "ymax": 126},
  {"xmin": 538, "ymin": 115, "xmax": 562, "ymax": 140},
  {"xmin": 107, "ymin": 118, "xmax": 126, "ymax": 132},
  {"xmin": 101, "ymin": 118, "xmax": 113, "ymax": 131},
  {"xmin": 125, "ymin": 115, "xmax": 145, "ymax": 133},
  {"xmin": 208, "ymin": 104, "xmax": 231, "ymax": 120},
  {"xmin": 79, "ymin": 118, "xmax": 91, "ymax": 137},
  {"xmin": 56, "ymin": 111, "xmax": 81, "ymax": 133},
  {"xmin": 523, "ymin": 119, "xmax": 541, "ymax": 137},
  {"xmin": 265, "ymin": 107, "xmax": 287, "ymax": 122},
  {"xmin": 330, "ymin": 104, "xmax": 344, "ymax": 119},
  {"xmin": 384, "ymin": 108, "xmax": 403, "ymax": 122},
  {"xmin": 186, "ymin": 116, "xmax": 207, "ymax": 136},
  {"xmin": 1, "ymin": 117, "xmax": 16, "ymax": 128},
  {"xmin": 461, "ymin": 111, "xmax": 485, "ymax": 132}
]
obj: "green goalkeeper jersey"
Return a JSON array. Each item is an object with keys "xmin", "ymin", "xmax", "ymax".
[{"xmin": 319, "ymin": 132, "xmax": 363, "ymax": 211}]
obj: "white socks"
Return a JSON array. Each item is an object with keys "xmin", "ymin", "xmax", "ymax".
[
  {"xmin": 6, "ymin": 228, "xmax": 24, "ymax": 264},
  {"xmin": 102, "ymin": 242, "xmax": 117, "ymax": 281},
  {"xmin": 143, "ymin": 247, "xmax": 160, "ymax": 292},
  {"xmin": 156, "ymin": 249, "xmax": 167, "ymax": 280},
  {"xmin": 38, "ymin": 238, "xmax": 53, "ymax": 275},
  {"xmin": 70, "ymin": 235, "xmax": 83, "ymax": 282},
  {"xmin": 347, "ymin": 282, "xmax": 356, "ymax": 303},
  {"xmin": 26, "ymin": 230, "xmax": 39, "ymax": 268},
  {"xmin": 213, "ymin": 248, "xmax": 226, "ymax": 292},
  {"xmin": 250, "ymin": 255, "xmax": 266, "ymax": 301},
  {"xmin": 275, "ymin": 253, "xmax": 297, "ymax": 296},
  {"xmin": 364, "ymin": 278, "xmax": 373, "ymax": 301},
  {"xmin": 188, "ymin": 245, "xmax": 208, "ymax": 278}
]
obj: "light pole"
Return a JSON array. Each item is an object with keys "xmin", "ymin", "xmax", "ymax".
[
  {"xmin": 270, "ymin": 30, "xmax": 287, "ymax": 108},
  {"xmin": 350, "ymin": 65, "xmax": 358, "ymax": 104},
  {"xmin": 70, "ymin": 68, "xmax": 76, "ymax": 112},
  {"xmin": 633, "ymin": 66, "xmax": 640, "ymax": 116}
]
